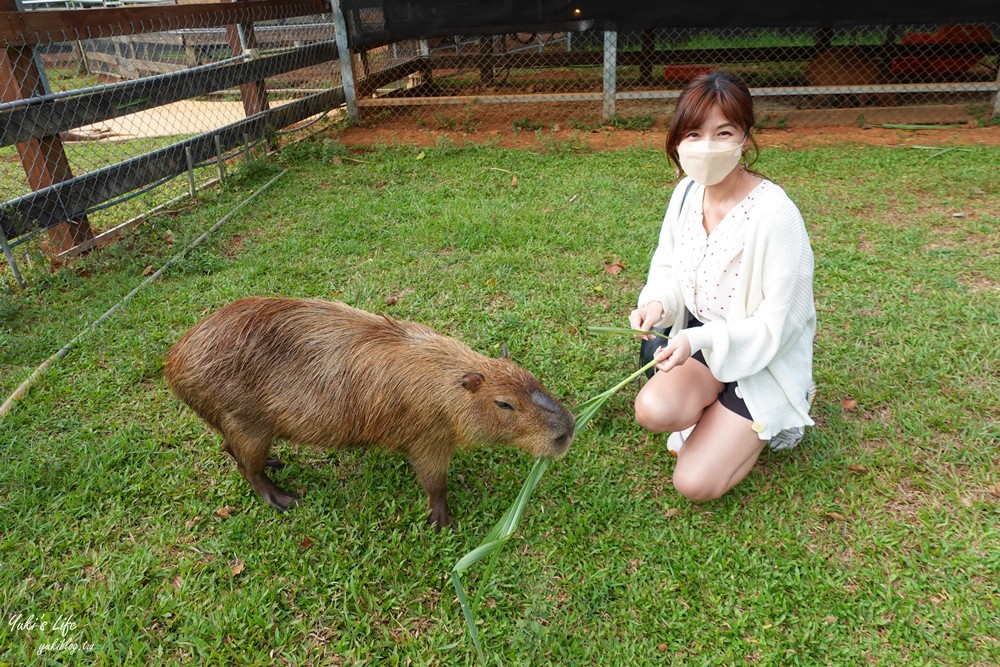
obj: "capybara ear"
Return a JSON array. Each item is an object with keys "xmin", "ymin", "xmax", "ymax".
[{"xmin": 461, "ymin": 372, "xmax": 484, "ymax": 393}]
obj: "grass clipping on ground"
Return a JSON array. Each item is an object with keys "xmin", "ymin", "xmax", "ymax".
[{"xmin": 450, "ymin": 326, "xmax": 667, "ymax": 662}]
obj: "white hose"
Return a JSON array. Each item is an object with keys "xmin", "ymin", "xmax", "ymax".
[{"xmin": 0, "ymin": 168, "xmax": 289, "ymax": 418}]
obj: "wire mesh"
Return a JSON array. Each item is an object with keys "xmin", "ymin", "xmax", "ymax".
[
  {"xmin": 1, "ymin": 0, "xmax": 998, "ymax": 273},
  {"xmin": 1, "ymin": 0, "xmax": 342, "ymax": 258},
  {"xmin": 344, "ymin": 18, "xmax": 1000, "ymax": 135}
]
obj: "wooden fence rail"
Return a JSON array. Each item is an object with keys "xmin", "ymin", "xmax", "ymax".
[
  {"xmin": 0, "ymin": 0, "xmax": 335, "ymax": 253},
  {"xmin": 0, "ymin": 86, "xmax": 345, "ymax": 241},
  {"xmin": 0, "ymin": 0, "xmax": 326, "ymax": 47},
  {"xmin": 1, "ymin": 40, "xmax": 339, "ymax": 147}
]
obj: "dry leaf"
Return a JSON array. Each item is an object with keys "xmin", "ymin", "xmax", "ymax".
[
  {"xmin": 848, "ymin": 464, "xmax": 868, "ymax": 473},
  {"xmin": 141, "ymin": 265, "xmax": 153, "ymax": 276},
  {"xmin": 231, "ymin": 561, "xmax": 245, "ymax": 576},
  {"xmin": 184, "ymin": 516, "xmax": 202, "ymax": 529},
  {"xmin": 511, "ymin": 175, "xmax": 518, "ymax": 187},
  {"xmin": 664, "ymin": 508, "xmax": 679, "ymax": 519},
  {"xmin": 604, "ymin": 260, "xmax": 625, "ymax": 275},
  {"xmin": 215, "ymin": 506, "xmax": 232, "ymax": 519},
  {"xmin": 172, "ymin": 576, "xmax": 183, "ymax": 589},
  {"xmin": 841, "ymin": 398, "xmax": 859, "ymax": 411},
  {"xmin": 299, "ymin": 537, "xmax": 315, "ymax": 549},
  {"xmin": 826, "ymin": 512, "xmax": 846, "ymax": 521},
  {"xmin": 824, "ymin": 615, "xmax": 838, "ymax": 624},
  {"xmin": 988, "ymin": 483, "xmax": 1000, "ymax": 498},
  {"xmin": 384, "ymin": 288, "xmax": 413, "ymax": 306},
  {"xmin": 658, "ymin": 644, "xmax": 667, "ymax": 652},
  {"xmin": 198, "ymin": 306, "xmax": 212, "ymax": 316},
  {"xmin": 164, "ymin": 231, "xmax": 174, "ymax": 245}
]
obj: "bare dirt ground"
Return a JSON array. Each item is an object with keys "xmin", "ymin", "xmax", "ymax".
[
  {"xmin": 334, "ymin": 104, "xmax": 1000, "ymax": 150},
  {"xmin": 337, "ymin": 122, "xmax": 1000, "ymax": 151}
]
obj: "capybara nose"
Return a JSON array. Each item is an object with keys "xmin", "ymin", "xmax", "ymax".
[{"xmin": 531, "ymin": 390, "xmax": 560, "ymax": 413}]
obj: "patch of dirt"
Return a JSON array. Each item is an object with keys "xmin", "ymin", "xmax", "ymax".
[{"xmin": 335, "ymin": 107, "xmax": 1000, "ymax": 150}]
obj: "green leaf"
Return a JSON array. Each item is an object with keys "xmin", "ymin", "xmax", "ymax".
[
  {"xmin": 588, "ymin": 325, "xmax": 670, "ymax": 339},
  {"xmin": 450, "ymin": 352, "xmax": 659, "ymax": 661}
]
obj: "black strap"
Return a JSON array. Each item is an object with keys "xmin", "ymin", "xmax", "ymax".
[{"xmin": 679, "ymin": 179, "xmax": 695, "ymax": 214}]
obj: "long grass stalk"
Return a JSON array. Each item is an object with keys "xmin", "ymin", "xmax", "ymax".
[{"xmin": 450, "ymin": 328, "xmax": 662, "ymax": 662}]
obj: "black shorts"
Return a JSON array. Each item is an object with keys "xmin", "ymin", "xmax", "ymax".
[{"xmin": 686, "ymin": 317, "xmax": 752, "ymax": 421}]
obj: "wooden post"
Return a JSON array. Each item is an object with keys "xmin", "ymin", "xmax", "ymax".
[
  {"xmin": 226, "ymin": 0, "xmax": 270, "ymax": 119},
  {"xmin": 480, "ymin": 34, "xmax": 494, "ymax": 87},
  {"xmin": 0, "ymin": 0, "xmax": 94, "ymax": 253}
]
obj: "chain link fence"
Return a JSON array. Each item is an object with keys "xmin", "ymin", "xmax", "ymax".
[
  {"xmin": 344, "ymin": 16, "xmax": 999, "ymax": 135},
  {"xmin": 1, "ymin": 0, "xmax": 342, "ymax": 281},
  {"xmin": 2, "ymin": 0, "xmax": 998, "ymax": 285}
]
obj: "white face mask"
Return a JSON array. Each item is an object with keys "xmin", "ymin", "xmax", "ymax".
[{"xmin": 677, "ymin": 141, "xmax": 743, "ymax": 186}]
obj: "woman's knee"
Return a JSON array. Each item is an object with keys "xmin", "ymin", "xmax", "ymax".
[
  {"xmin": 634, "ymin": 390, "xmax": 686, "ymax": 433},
  {"xmin": 672, "ymin": 465, "xmax": 727, "ymax": 502}
]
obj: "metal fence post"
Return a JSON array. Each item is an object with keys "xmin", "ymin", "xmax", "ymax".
[
  {"xmin": 331, "ymin": 0, "xmax": 359, "ymax": 122},
  {"xmin": 993, "ymin": 65, "xmax": 1000, "ymax": 119},
  {"xmin": 603, "ymin": 27, "xmax": 617, "ymax": 120},
  {"xmin": 0, "ymin": 227, "xmax": 25, "ymax": 288}
]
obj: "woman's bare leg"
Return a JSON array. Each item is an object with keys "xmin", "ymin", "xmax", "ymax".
[{"xmin": 671, "ymin": 400, "xmax": 766, "ymax": 502}]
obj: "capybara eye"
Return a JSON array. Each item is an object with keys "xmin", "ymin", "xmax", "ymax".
[{"xmin": 494, "ymin": 400, "xmax": 515, "ymax": 411}]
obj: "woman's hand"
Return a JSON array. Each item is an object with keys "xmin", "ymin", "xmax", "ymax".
[
  {"xmin": 629, "ymin": 302, "xmax": 664, "ymax": 341},
  {"xmin": 652, "ymin": 332, "xmax": 691, "ymax": 373}
]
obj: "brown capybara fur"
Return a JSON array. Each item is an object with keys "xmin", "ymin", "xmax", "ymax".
[{"xmin": 163, "ymin": 297, "xmax": 575, "ymax": 527}]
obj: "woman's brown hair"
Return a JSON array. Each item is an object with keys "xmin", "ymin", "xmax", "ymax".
[{"xmin": 665, "ymin": 71, "xmax": 761, "ymax": 178}]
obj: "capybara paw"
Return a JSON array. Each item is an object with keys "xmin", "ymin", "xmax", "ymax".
[
  {"xmin": 264, "ymin": 458, "xmax": 286, "ymax": 470},
  {"xmin": 266, "ymin": 488, "xmax": 301, "ymax": 512},
  {"xmin": 427, "ymin": 508, "xmax": 454, "ymax": 531}
]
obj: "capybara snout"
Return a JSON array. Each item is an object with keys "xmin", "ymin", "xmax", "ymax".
[{"xmin": 164, "ymin": 297, "xmax": 575, "ymax": 528}]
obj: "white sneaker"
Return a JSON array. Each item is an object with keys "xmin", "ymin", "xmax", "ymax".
[
  {"xmin": 768, "ymin": 427, "xmax": 804, "ymax": 451},
  {"xmin": 667, "ymin": 425, "xmax": 695, "ymax": 456}
]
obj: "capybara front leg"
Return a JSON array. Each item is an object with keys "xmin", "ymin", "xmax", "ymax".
[
  {"xmin": 222, "ymin": 431, "xmax": 300, "ymax": 512},
  {"xmin": 411, "ymin": 456, "xmax": 453, "ymax": 530}
]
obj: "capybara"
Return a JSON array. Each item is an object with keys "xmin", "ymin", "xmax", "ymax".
[{"xmin": 164, "ymin": 297, "xmax": 575, "ymax": 528}]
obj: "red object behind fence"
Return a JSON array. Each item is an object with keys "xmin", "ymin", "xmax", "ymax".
[{"xmin": 891, "ymin": 24, "xmax": 993, "ymax": 76}]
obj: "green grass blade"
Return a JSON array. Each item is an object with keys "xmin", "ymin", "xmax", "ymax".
[
  {"xmin": 452, "ymin": 571, "xmax": 487, "ymax": 664},
  {"xmin": 450, "ymin": 353, "xmax": 660, "ymax": 661},
  {"xmin": 588, "ymin": 325, "xmax": 670, "ymax": 339}
]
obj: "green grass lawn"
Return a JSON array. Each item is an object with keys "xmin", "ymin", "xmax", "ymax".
[{"xmin": 1, "ymin": 138, "xmax": 997, "ymax": 665}]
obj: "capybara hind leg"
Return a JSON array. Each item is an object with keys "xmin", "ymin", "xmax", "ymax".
[
  {"xmin": 222, "ymin": 432, "xmax": 300, "ymax": 512},
  {"xmin": 411, "ymin": 457, "xmax": 453, "ymax": 529}
]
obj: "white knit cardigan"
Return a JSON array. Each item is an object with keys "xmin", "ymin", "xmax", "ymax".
[{"xmin": 638, "ymin": 176, "xmax": 816, "ymax": 440}]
